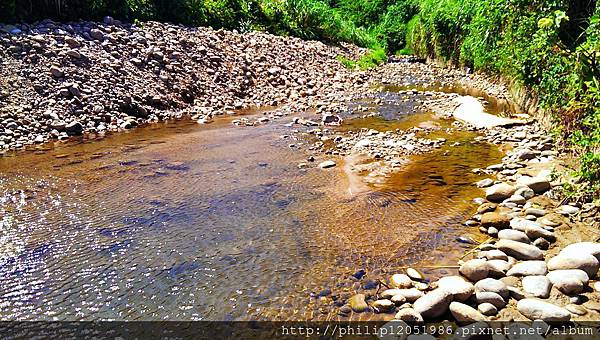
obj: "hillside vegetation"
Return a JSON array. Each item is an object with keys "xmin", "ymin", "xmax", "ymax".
[{"xmin": 1, "ymin": 0, "xmax": 598, "ymax": 198}]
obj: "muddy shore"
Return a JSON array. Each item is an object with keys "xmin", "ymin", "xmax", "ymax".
[{"xmin": 2, "ymin": 18, "xmax": 600, "ymax": 330}]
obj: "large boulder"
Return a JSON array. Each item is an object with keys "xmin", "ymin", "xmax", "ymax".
[
  {"xmin": 486, "ymin": 183, "xmax": 516, "ymax": 202},
  {"xmin": 547, "ymin": 253, "xmax": 599, "ymax": 277},
  {"xmin": 517, "ymin": 299, "xmax": 571, "ymax": 322},
  {"xmin": 413, "ymin": 289, "xmax": 453, "ymax": 319}
]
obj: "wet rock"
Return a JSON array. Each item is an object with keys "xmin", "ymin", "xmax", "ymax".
[
  {"xmin": 449, "ymin": 301, "xmax": 486, "ymax": 324},
  {"xmin": 507, "ymin": 261, "xmax": 547, "ymax": 276},
  {"xmin": 478, "ymin": 303, "xmax": 497, "ymax": 316},
  {"xmin": 413, "ymin": 289, "xmax": 453, "ymax": 319},
  {"xmin": 522, "ymin": 276, "xmax": 552, "ymax": 298},
  {"xmin": 390, "ymin": 274, "xmax": 413, "ymax": 289},
  {"xmin": 459, "ymin": 259, "xmax": 490, "ymax": 282},
  {"xmin": 437, "ymin": 276, "xmax": 474, "ymax": 302},
  {"xmin": 496, "ymin": 239, "xmax": 543, "ymax": 260},
  {"xmin": 485, "ymin": 183, "xmax": 516, "ymax": 202},
  {"xmin": 547, "ymin": 253, "xmax": 599, "ymax": 277},
  {"xmin": 498, "ymin": 229, "xmax": 530, "ymax": 243},
  {"xmin": 481, "ymin": 212, "xmax": 511, "ymax": 229},
  {"xmin": 477, "ymin": 203, "xmax": 497, "ymax": 214},
  {"xmin": 349, "ymin": 294, "xmax": 368, "ymax": 313},
  {"xmin": 372, "ymin": 299, "xmax": 395, "ymax": 313},
  {"xmin": 318, "ymin": 160, "xmax": 336, "ymax": 169},
  {"xmin": 394, "ymin": 308, "xmax": 424, "ymax": 322},
  {"xmin": 353, "ymin": 269, "xmax": 366, "ymax": 279},
  {"xmin": 475, "ymin": 278, "xmax": 509, "ymax": 300},
  {"xmin": 517, "ymin": 299, "xmax": 571, "ymax": 322},
  {"xmin": 321, "ymin": 114, "xmax": 342, "ymax": 126}
]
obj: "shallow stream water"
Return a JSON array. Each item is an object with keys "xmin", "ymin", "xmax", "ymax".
[{"xmin": 0, "ymin": 87, "xmax": 503, "ymax": 321}]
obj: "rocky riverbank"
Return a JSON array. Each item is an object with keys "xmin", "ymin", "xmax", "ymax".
[{"xmin": 0, "ymin": 18, "xmax": 368, "ymax": 151}]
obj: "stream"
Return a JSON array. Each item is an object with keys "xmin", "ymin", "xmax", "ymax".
[{"xmin": 0, "ymin": 85, "xmax": 504, "ymax": 321}]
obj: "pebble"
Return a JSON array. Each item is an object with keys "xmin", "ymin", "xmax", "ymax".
[
  {"xmin": 475, "ymin": 278, "xmax": 509, "ymax": 300},
  {"xmin": 475, "ymin": 291, "xmax": 506, "ymax": 308},
  {"xmin": 498, "ymin": 229, "xmax": 530, "ymax": 243},
  {"xmin": 406, "ymin": 268, "xmax": 425, "ymax": 281},
  {"xmin": 372, "ymin": 299, "xmax": 395, "ymax": 313}
]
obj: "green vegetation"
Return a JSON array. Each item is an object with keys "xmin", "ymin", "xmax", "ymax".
[{"xmin": 1, "ymin": 0, "xmax": 598, "ymax": 198}]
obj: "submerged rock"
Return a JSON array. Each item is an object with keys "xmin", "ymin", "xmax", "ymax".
[{"xmin": 349, "ymin": 294, "xmax": 368, "ymax": 313}]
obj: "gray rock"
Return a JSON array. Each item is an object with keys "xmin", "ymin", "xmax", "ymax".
[
  {"xmin": 533, "ymin": 238, "xmax": 550, "ymax": 250},
  {"xmin": 413, "ymin": 289, "xmax": 453, "ymax": 319},
  {"xmin": 90, "ymin": 28, "xmax": 105, "ymax": 40},
  {"xmin": 381, "ymin": 289, "xmax": 405, "ymax": 299},
  {"xmin": 507, "ymin": 261, "xmax": 547, "ymax": 276},
  {"xmin": 475, "ymin": 278, "xmax": 509, "ymax": 300},
  {"xmin": 547, "ymin": 269, "xmax": 589, "ymax": 285},
  {"xmin": 50, "ymin": 65, "xmax": 63, "ymax": 78},
  {"xmin": 478, "ymin": 303, "xmax": 497, "ymax": 316},
  {"xmin": 517, "ymin": 299, "xmax": 571, "ymax": 322},
  {"xmin": 394, "ymin": 308, "xmax": 424, "ymax": 322},
  {"xmin": 508, "ymin": 286, "xmax": 527, "ymax": 300},
  {"xmin": 65, "ymin": 121, "xmax": 83, "ymax": 135},
  {"xmin": 496, "ymin": 239, "xmax": 543, "ymax": 260},
  {"xmin": 486, "ymin": 183, "xmax": 516, "ymax": 202},
  {"xmin": 547, "ymin": 253, "xmax": 599, "ymax": 277},
  {"xmin": 522, "ymin": 276, "xmax": 552, "ymax": 298},
  {"xmin": 449, "ymin": 301, "xmax": 486, "ymax": 324},
  {"xmin": 525, "ymin": 225, "xmax": 555, "ymax": 242},
  {"xmin": 407, "ymin": 267, "xmax": 425, "ymax": 281},
  {"xmin": 515, "ymin": 187, "xmax": 535, "ymax": 200},
  {"xmin": 391, "ymin": 294, "xmax": 407, "ymax": 305},
  {"xmin": 487, "ymin": 259, "xmax": 511, "ymax": 277},
  {"xmin": 498, "ymin": 229, "xmax": 530, "ymax": 244},
  {"xmin": 437, "ymin": 276, "xmax": 474, "ymax": 302},
  {"xmin": 479, "ymin": 249, "xmax": 508, "ymax": 261},
  {"xmin": 459, "ymin": 259, "xmax": 490, "ymax": 282}
]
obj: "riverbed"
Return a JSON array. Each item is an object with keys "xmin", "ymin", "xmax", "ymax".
[{"xmin": 0, "ymin": 86, "xmax": 503, "ymax": 321}]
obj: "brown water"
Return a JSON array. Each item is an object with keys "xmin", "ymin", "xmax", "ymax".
[{"xmin": 0, "ymin": 88, "xmax": 502, "ymax": 321}]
